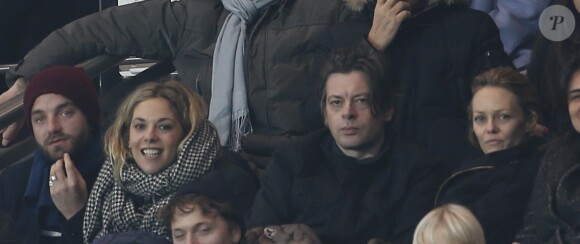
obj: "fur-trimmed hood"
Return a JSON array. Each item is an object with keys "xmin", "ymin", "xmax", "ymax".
[{"xmin": 344, "ymin": 0, "xmax": 465, "ymax": 12}]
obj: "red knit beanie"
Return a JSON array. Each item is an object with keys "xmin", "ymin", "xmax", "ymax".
[{"xmin": 23, "ymin": 66, "xmax": 100, "ymax": 129}]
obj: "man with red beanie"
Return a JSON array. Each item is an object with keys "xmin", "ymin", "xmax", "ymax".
[{"xmin": 0, "ymin": 66, "xmax": 104, "ymax": 243}]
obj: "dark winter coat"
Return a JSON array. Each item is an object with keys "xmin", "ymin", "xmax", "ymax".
[
  {"xmin": 436, "ymin": 139, "xmax": 543, "ymax": 244},
  {"xmin": 246, "ymin": 129, "xmax": 446, "ymax": 244},
  {"xmin": 0, "ymin": 134, "xmax": 104, "ymax": 244},
  {"xmin": 515, "ymin": 135, "xmax": 580, "ymax": 243}
]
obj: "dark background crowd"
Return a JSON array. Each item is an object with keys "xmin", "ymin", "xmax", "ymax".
[{"xmin": 3, "ymin": 0, "xmax": 580, "ymax": 243}]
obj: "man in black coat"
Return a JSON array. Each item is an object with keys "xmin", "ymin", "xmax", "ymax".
[
  {"xmin": 0, "ymin": 66, "xmax": 104, "ymax": 244},
  {"xmin": 366, "ymin": 0, "xmax": 512, "ymax": 169},
  {"xmin": 245, "ymin": 45, "xmax": 445, "ymax": 244}
]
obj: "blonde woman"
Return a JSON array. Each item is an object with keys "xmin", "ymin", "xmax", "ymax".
[
  {"xmin": 413, "ymin": 204, "xmax": 485, "ymax": 244},
  {"xmin": 435, "ymin": 67, "xmax": 544, "ymax": 243},
  {"xmin": 83, "ymin": 80, "xmax": 221, "ymax": 243}
]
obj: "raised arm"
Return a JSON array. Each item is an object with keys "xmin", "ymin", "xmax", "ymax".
[{"xmin": 6, "ymin": 0, "xmax": 222, "ymax": 84}]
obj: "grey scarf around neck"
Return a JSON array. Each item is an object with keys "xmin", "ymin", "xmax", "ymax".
[{"xmin": 208, "ymin": 0, "xmax": 278, "ymax": 151}]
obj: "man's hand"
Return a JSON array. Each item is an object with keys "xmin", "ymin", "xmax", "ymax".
[
  {"xmin": 49, "ymin": 153, "xmax": 88, "ymax": 219},
  {"xmin": 245, "ymin": 224, "xmax": 321, "ymax": 244},
  {"xmin": 0, "ymin": 77, "xmax": 27, "ymax": 146},
  {"xmin": 367, "ymin": 0, "xmax": 412, "ymax": 51}
]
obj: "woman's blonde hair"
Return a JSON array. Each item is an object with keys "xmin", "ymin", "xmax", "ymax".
[
  {"xmin": 413, "ymin": 204, "xmax": 486, "ymax": 244},
  {"xmin": 104, "ymin": 79, "xmax": 207, "ymax": 181}
]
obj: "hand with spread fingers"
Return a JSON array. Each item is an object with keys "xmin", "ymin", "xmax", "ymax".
[
  {"xmin": 245, "ymin": 224, "xmax": 321, "ymax": 244},
  {"xmin": 367, "ymin": 0, "xmax": 412, "ymax": 51},
  {"xmin": 49, "ymin": 153, "xmax": 88, "ymax": 220}
]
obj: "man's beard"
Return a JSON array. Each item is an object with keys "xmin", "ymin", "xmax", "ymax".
[{"xmin": 41, "ymin": 131, "xmax": 90, "ymax": 162}]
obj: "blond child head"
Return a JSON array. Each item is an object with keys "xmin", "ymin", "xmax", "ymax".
[{"xmin": 413, "ymin": 204, "xmax": 485, "ymax": 244}]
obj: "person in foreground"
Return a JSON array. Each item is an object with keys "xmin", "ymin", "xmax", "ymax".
[
  {"xmin": 514, "ymin": 60, "xmax": 580, "ymax": 243},
  {"xmin": 159, "ymin": 168, "xmax": 259, "ymax": 244},
  {"xmin": 413, "ymin": 204, "xmax": 486, "ymax": 244},
  {"xmin": 83, "ymin": 80, "xmax": 220, "ymax": 242},
  {"xmin": 436, "ymin": 67, "xmax": 544, "ymax": 243},
  {"xmin": 0, "ymin": 65, "xmax": 104, "ymax": 243},
  {"xmin": 245, "ymin": 45, "xmax": 445, "ymax": 243}
]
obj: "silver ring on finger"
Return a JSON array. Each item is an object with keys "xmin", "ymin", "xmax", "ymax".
[{"xmin": 264, "ymin": 227, "xmax": 277, "ymax": 239}]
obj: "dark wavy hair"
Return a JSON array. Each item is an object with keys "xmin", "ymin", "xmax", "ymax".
[
  {"xmin": 158, "ymin": 194, "xmax": 241, "ymax": 238},
  {"xmin": 319, "ymin": 45, "xmax": 400, "ymax": 118},
  {"xmin": 552, "ymin": 58, "xmax": 580, "ymax": 145}
]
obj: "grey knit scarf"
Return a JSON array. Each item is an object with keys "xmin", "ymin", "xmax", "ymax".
[
  {"xmin": 83, "ymin": 120, "xmax": 220, "ymax": 243},
  {"xmin": 208, "ymin": 0, "xmax": 278, "ymax": 151}
]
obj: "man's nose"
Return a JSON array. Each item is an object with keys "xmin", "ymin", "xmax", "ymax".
[
  {"xmin": 47, "ymin": 116, "xmax": 62, "ymax": 133},
  {"xmin": 341, "ymin": 102, "xmax": 357, "ymax": 120}
]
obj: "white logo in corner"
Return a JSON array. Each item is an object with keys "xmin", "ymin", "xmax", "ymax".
[{"xmin": 539, "ymin": 5, "xmax": 576, "ymax": 42}]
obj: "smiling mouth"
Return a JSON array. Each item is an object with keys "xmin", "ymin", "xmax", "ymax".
[{"xmin": 142, "ymin": 149, "xmax": 162, "ymax": 157}]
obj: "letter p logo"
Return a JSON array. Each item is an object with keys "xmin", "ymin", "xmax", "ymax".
[
  {"xmin": 540, "ymin": 5, "xmax": 575, "ymax": 41},
  {"xmin": 550, "ymin": 16, "xmax": 565, "ymax": 30}
]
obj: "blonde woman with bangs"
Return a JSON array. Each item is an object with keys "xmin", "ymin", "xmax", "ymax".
[
  {"xmin": 413, "ymin": 204, "xmax": 485, "ymax": 244},
  {"xmin": 82, "ymin": 79, "xmax": 221, "ymax": 243}
]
